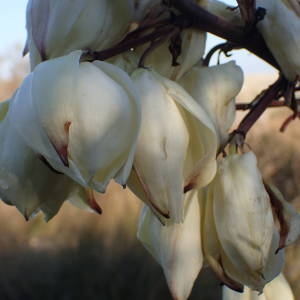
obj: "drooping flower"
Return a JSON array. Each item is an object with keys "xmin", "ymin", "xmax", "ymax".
[
  {"xmin": 128, "ymin": 68, "xmax": 217, "ymax": 222},
  {"xmin": 0, "ymin": 99, "xmax": 101, "ymax": 221},
  {"xmin": 256, "ymin": 0, "xmax": 300, "ymax": 80},
  {"xmin": 10, "ymin": 51, "xmax": 141, "ymax": 194},
  {"xmin": 202, "ymin": 151, "xmax": 284, "ymax": 292},
  {"xmin": 179, "ymin": 61, "xmax": 244, "ymax": 146},
  {"xmin": 137, "ymin": 190, "xmax": 202, "ymax": 300},
  {"xmin": 25, "ymin": 0, "xmax": 134, "ymax": 68}
]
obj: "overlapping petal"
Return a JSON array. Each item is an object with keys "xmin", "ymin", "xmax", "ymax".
[
  {"xmin": 128, "ymin": 68, "xmax": 217, "ymax": 222},
  {"xmin": 0, "ymin": 99, "xmax": 100, "ymax": 220},
  {"xmin": 202, "ymin": 152, "xmax": 284, "ymax": 292},
  {"xmin": 10, "ymin": 51, "xmax": 141, "ymax": 193},
  {"xmin": 179, "ymin": 61, "xmax": 244, "ymax": 146},
  {"xmin": 137, "ymin": 190, "xmax": 202, "ymax": 300},
  {"xmin": 25, "ymin": 0, "xmax": 134, "ymax": 68},
  {"xmin": 256, "ymin": 0, "xmax": 300, "ymax": 80}
]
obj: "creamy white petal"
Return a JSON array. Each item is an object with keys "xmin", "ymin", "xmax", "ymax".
[
  {"xmin": 11, "ymin": 51, "xmax": 140, "ymax": 193},
  {"xmin": 263, "ymin": 273, "xmax": 294, "ymax": 300},
  {"xmin": 137, "ymin": 190, "xmax": 202, "ymax": 300},
  {"xmin": 0, "ymin": 100, "xmax": 92, "ymax": 220},
  {"xmin": 130, "ymin": 68, "xmax": 189, "ymax": 221},
  {"xmin": 26, "ymin": 0, "xmax": 134, "ymax": 68},
  {"xmin": 256, "ymin": 0, "xmax": 300, "ymax": 80},
  {"xmin": 158, "ymin": 71, "xmax": 218, "ymax": 190},
  {"xmin": 202, "ymin": 186, "xmax": 243, "ymax": 292},
  {"xmin": 214, "ymin": 153, "xmax": 274, "ymax": 279},
  {"xmin": 179, "ymin": 61, "xmax": 244, "ymax": 146}
]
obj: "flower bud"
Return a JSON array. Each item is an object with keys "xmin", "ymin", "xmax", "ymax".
[
  {"xmin": 128, "ymin": 69, "xmax": 217, "ymax": 222},
  {"xmin": 256, "ymin": 0, "xmax": 300, "ymax": 80},
  {"xmin": 179, "ymin": 61, "xmax": 244, "ymax": 146},
  {"xmin": 203, "ymin": 152, "xmax": 284, "ymax": 292},
  {"xmin": 10, "ymin": 51, "xmax": 141, "ymax": 193},
  {"xmin": 25, "ymin": 0, "xmax": 134, "ymax": 68},
  {"xmin": 137, "ymin": 190, "xmax": 202, "ymax": 300}
]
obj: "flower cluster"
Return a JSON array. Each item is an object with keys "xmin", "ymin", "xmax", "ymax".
[{"xmin": 1, "ymin": 0, "xmax": 300, "ymax": 299}]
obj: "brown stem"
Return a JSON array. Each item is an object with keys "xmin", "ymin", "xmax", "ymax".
[
  {"xmin": 235, "ymin": 76, "xmax": 285, "ymax": 135},
  {"xmin": 81, "ymin": 25, "xmax": 175, "ymax": 61},
  {"xmin": 236, "ymin": 100, "xmax": 286, "ymax": 110},
  {"xmin": 264, "ymin": 183, "xmax": 289, "ymax": 252},
  {"xmin": 203, "ymin": 42, "xmax": 237, "ymax": 66},
  {"xmin": 170, "ymin": 0, "xmax": 279, "ymax": 69}
]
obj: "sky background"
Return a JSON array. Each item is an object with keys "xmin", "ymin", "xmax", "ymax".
[{"xmin": 0, "ymin": 0, "xmax": 277, "ymax": 76}]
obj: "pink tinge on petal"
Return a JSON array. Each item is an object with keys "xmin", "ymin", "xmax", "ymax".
[{"xmin": 86, "ymin": 189, "xmax": 102, "ymax": 215}]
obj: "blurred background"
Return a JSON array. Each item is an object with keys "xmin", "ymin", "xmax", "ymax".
[{"xmin": 0, "ymin": 1, "xmax": 300, "ymax": 299}]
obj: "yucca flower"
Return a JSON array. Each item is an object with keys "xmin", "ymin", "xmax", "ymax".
[
  {"xmin": 202, "ymin": 152, "xmax": 284, "ymax": 292},
  {"xmin": 0, "ymin": 99, "xmax": 101, "ymax": 220},
  {"xmin": 10, "ymin": 51, "xmax": 141, "ymax": 194},
  {"xmin": 256, "ymin": 0, "xmax": 300, "ymax": 80},
  {"xmin": 25, "ymin": 0, "xmax": 134, "ymax": 68},
  {"xmin": 128, "ymin": 68, "xmax": 217, "ymax": 222},
  {"xmin": 179, "ymin": 61, "xmax": 244, "ymax": 146},
  {"xmin": 137, "ymin": 190, "xmax": 202, "ymax": 300}
]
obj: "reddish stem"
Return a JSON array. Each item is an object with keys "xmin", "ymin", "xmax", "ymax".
[{"xmin": 235, "ymin": 77, "xmax": 285, "ymax": 135}]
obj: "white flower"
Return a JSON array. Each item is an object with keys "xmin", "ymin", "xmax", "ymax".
[
  {"xmin": 203, "ymin": 152, "xmax": 284, "ymax": 292},
  {"xmin": 25, "ymin": 0, "xmax": 134, "ymax": 68},
  {"xmin": 256, "ymin": 0, "xmax": 300, "ymax": 80},
  {"xmin": 179, "ymin": 61, "xmax": 244, "ymax": 146},
  {"xmin": 0, "ymin": 99, "xmax": 101, "ymax": 221},
  {"xmin": 137, "ymin": 190, "xmax": 202, "ymax": 300},
  {"xmin": 128, "ymin": 69, "xmax": 217, "ymax": 222},
  {"xmin": 10, "ymin": 51, "xmax": 140, "ymax": 194}
]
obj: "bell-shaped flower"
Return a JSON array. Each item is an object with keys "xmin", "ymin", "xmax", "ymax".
[
  {"xmin": 0, "ymin": 99, "xmax": 101, "ymax": 221},
  {"xmin": 128, "ymin": 69, "xmax": 217, "ymax": 222},
  {"xmin": 137, "ymin": 190, "xmax": 202, "ymax": 300},
  {"xmin": 256, "ymin": 0, "xmax": 300, "ymax": 80},
  {"xmin": 202, "ymin": 152, "xmax": 284, "ymax": 292},
  {"xmin": 179, "ymin": 61, "xmax": 244, "ymax": 146},
  {"xmin": 134, "ymin": 28, "xmax": 206, "ymax": 81},
  {"xmin": 25, "ymin": 0, "xmax": 134, "ymax": 69},
  {"xmin": 222, "ymin": 273, "xmax": 294, "ymax": 300},
  {"xmin": 10, "ymin": 51, "xmax": 141, "ymax": 194}
]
